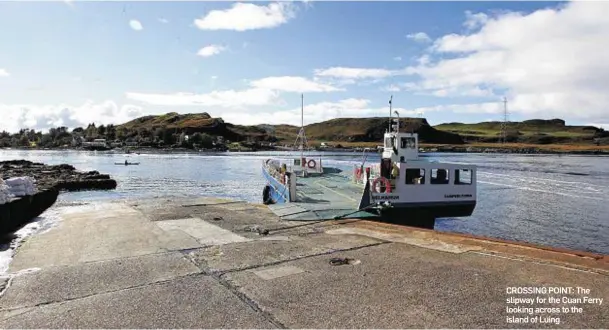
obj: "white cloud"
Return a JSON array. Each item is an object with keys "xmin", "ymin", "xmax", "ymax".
[
  {"xmin": 126, "ymin": 75, "xmax": 341, "ymax": 110},
  {"xmin": 197, "ymin": 45, "xmax": 226, "ymax": 57},
  {"xmin": 125, "ymin": 88, "xmax": 280, "ymax": 108},
  {"xmin": 381, "ymin": 85, "xmax": 401, "ymax": 92},
  {"xmin": 463, "ymin": 10, "xmax": 488, "ymax": 30},
  {"xmin": 314, "ymin": 67, "xmax": 395, "ymax": 80},
  {"xmin": 0, "ymin": 101, "xmax": 143, "ymax": 133},
  {"xmin": 403, "ymin": 2, "xmax": 609, "ymax": 124},
  {"xmin": 158, "ymin": 18, "xmax": 169, "ymax": 24},
  {"xmin": 194, "ymin": 2, "xmax": 295, "ymax": 31},
  {"xmin": 0, "ymin": 69, "xmax": 9, "ymax": 77},
  {"xmin": 249, "ymin": 76, "xmax": 343, "ymax": 92},
  {"xmin": 220, "ymin": 99, "xmax": 418, "ymax": 126},
  {"xmin": 393, "ymin": 56, "xmax": 402, "ymax": 61},
  {"xmin": 129, "ymin": 20, "xmax": 143, "ymax": 31},
  {"xmin": 406, "ymin": 32, "xmax": 431, "ymax": 43}
]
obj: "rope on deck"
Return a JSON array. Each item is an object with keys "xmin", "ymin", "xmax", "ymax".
[{"xmin": 331, "ymin": 201, "xmax": 396, "ymax": 220}]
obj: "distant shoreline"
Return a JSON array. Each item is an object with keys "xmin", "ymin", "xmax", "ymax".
[{"xmin": 2, "ymin": 144, "xmax": 609, "ymax": 156}]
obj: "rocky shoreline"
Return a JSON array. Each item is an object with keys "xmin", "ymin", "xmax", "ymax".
[{"xmin": 0, "ymin": 160, "xmax": 117, "ymax": 192}]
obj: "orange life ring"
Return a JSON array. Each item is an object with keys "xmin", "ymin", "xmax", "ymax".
[
  {"xmin": 307, "ymin": 159, "xmax": 316, "ymax": 169},
  {"xmin": 372, "ymin": 177, "xmax": 392, "ymax": 193}
]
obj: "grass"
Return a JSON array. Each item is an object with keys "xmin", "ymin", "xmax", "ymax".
[
  {"xmin": 420, "ymin": 142, "xmax": 609, "ymax": 152},
  {"xmin": 435, "ymin": 121, "xmax": 597, "ymax": 139}
]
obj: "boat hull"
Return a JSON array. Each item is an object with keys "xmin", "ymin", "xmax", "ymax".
[
  {"xmin": 377, "ymin": 201, "xmax": 476, "ymax": 229},
  {"xmin": 382, "ymin": 201, "xmax": 476, "ymax": 218},
  {"xmin": 0, "ymin": 188, "xmax": 59, "ymax": 237},
  {"xmin": 261, "ymin": 166, "xmax": 289, "ymax": 204}
]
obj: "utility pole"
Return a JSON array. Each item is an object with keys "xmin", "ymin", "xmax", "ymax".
[{"xmin": 500, "ymin": 97, "xmax": 509, "ymax": 144}]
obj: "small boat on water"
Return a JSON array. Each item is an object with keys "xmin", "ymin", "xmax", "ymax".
[
  {"xmin": 115, "ymin": 162, "xmax": 140, "ymax": 166},
  {"xmin": 261, "ymin": 96, "xmax": 477, "ymax": 229}
]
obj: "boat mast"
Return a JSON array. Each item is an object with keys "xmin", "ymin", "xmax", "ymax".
[
  {"xmin": 388, "ymin": 95, "xmax": 393, "ymax": 132},
  {"xmin": 293, "ymin": 94, "xmax": 309, "ymax": 158},
  {"xmin": 300, "ymin": 93, "xmax": 304, "ymax": 162}
]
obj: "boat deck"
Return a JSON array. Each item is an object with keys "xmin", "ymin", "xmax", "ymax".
[{"xmin": 268, "ymin": 172, "xmax": 377, "ymax": 221}]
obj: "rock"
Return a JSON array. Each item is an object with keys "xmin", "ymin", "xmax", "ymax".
[{"xmin": 0, "ymin": 160, "xmax": 117, "ymax": 193}]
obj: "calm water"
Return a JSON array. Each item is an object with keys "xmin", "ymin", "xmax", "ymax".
[{"xmin": 1, "ymin": 149, "xmax": 608, "ymax": 255}]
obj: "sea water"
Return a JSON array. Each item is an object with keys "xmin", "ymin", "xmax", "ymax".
[{"xmin": 0, "ymin": 150, "xmax": 607, "ymax": 257}]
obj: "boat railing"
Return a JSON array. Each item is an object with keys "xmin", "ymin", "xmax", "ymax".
[{"xmin": 353, "ymin": 164, "xmax": 382, "ymax": 185}]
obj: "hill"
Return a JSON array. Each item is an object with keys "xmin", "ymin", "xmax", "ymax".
[
  {"xmin": 118, "ymin": 113, "xmax": 464, "ymax": 145},
  {"xmin": 116, "ymin": 112, "xmax": 607, "ymax": 147},
  {"xmin": 434, "ymin": 119, "xmax": 607, "ymax": 145},
  {"xmin": 118, "ymin": 112, "xmax": 275, "ymax": 142},
  {"xmin": 276, "ymin": 117, "xmax": 464, "ymax": 144}
]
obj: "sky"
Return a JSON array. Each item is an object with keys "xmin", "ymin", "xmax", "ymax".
[{"xmin": 1, "ymin": 0, "xmax": 609, "ymax": 133}]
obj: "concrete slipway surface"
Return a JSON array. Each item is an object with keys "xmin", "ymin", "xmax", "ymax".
[{"xmin": 0, "ymin": 197, "xmax": 607, "ymax": 329}]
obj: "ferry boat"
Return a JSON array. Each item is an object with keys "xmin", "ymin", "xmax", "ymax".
[{"xmin": 261, "ymin": 97, "xmax": 477, "ymax": 229}]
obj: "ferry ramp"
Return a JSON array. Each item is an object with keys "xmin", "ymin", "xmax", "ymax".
[
  {"xmin": 267, "ymin": 172, "xmax": 377, "ymax": 221},
  {"xmin": 0, "ymin": 196, "xmax": 607, "ymax": 328}
]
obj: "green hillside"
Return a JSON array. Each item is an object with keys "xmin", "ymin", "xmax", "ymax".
[
  {"xmin": 434, "ymin": 119, "xmax": 606, "ymax": 144},
  {"xmin": 118, "ymin": 112, "xmax": 274, "ymax": 142},
  {"xmin": 116, "ymin": 112, "xmax": 607, "ymax": 146},
  {"xmin": 278, "ymin": 117, "xmax": 463, "ymax": 144},
  {"xmin": 117, "ymin": 113, "xmax": 464, "ymax": 145}
]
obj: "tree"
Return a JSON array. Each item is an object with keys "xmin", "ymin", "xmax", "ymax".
[
  {"xmin": 40, "ymin": 134, "xmax": 54, "ymax": 147},
  {"xmin": 190, "ymin": 132, "xmax": 203, "ymax": 146},
  {"xmin": 154, "ymin": 127, "xmax": 163, "ymax": 138},
  {"xmin": 162, "ymin": 129, "xmax": 175, "ymax": 145},
  {"xmin": 200, "ymin": 133, "xmax": 214, "ymax": 148},
  {"xmin": 106, "ymin": 125, "xmax": 116, "ymax": 140},
  {"xmin": 116, "ymin": 128, "xmax": 128, "ymax": 141},
  {"xmin": 49, "ymin": 128, "xmax": 58, "ymax": 140},
  {"xmin": 138, "ymin": 128, "xmax": 151, "ymax": 139},
  {"xmin": 19, "ymin": 135, "xmax": 30, "ymax": 147},
  {"xmin": 85, "ymin": 123, "xmax": 97, "ymax": 139}
]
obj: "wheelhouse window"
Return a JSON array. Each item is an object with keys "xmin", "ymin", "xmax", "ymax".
[
  {"xmin": 454, "ymin": 169, "xmax": 472, "ymax": 185},
  {"xmin": 405, "ymin": 168, "xmax": 425, "ymax": 185},
  {"xmin": 400, "ymin": 137, "xmax": 415, "ymax": 149},
  {"xmin": 431, "ymin": 169, "xmax": 449, "ymax": 184}
]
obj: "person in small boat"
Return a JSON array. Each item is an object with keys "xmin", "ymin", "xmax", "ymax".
[{"xmin": 125, "ymin": 160, "xmax": 128, "ymax": 165}]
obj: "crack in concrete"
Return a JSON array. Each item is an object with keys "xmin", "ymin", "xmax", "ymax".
[
  {"xmin": 210, "ymin": 273, "xmax": 286, "ymax": 329},
  {"xmin": 0, "ymin": 272, "xmax": 205, "ymax": 316},
  {"xmin": 214, "ymin": 242, "xmax": 389, "ymax": 276},
  {"xmin": 202, "ymin": 242, "xmax": 391, "ymax": 329}
]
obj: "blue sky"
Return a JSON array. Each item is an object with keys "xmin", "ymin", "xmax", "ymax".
[{"xmin": 1, "ymin": 1, "xmax": 608, "ymax": 132}]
